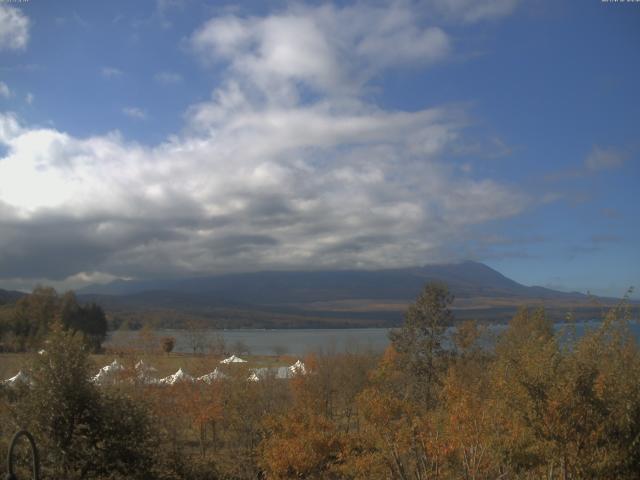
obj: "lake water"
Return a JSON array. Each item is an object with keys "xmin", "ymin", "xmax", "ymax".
[{"xmin": 105, "ymin": 320, "xmax": 640, "ymax": 356}]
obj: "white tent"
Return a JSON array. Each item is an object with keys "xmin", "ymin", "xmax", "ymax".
[
  {"xmin": 159, "ymin": 368, "xmax": 194, "ymax": 385},
  {"xmin": 197, "ymin": 368, "xmax": 226, "ymax": 384},
  {"xmin": 134, "ymin": 360, "xmax": 158, "ymax": 384},
  {"xmin": 3, "ymin": 370, "xmax": 30, "ymax": 387},
  {"xmin": 243, "ymin": 362, "xmax": 308, "ymax": 382},
  {"xmin": 135, "ymin": 360, "xmax": 157, "ymax": 372},
  {"xmin": 107, "ymin": 359, "xmax": 125, "ymax": 371},
  {"xmin": 289, "ymin": 360, "xmax": 307, "ymax": 375},
  {"xmin": 220, "ymin": 354, "xmax": 247, "ymax": 364},
  {"xmin": 247, "ymin": 367, "xmax": 273, "ymax": 382},
  {"xmin": 92, "ymin": 359, "xmax": 125, "ymax": 385},
  {"xmin": 249, "ymin": 364, "xmax": 305, "ymax": 382}
]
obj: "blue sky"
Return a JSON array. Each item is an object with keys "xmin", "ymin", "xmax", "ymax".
[{"xmin": 0, "ymin": 0, "xmax": 638, "ymax": 298}]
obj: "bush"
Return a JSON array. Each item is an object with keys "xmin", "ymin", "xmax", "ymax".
[{"xmin": 14, "ymin": 323, "xmax": 160, "ymax": 479}]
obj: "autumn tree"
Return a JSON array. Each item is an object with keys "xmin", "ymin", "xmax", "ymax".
[
  {"xmin": 452, "ymin": 319, "xmax": 483, "ymax": 356},
  {"xmin": 389, "ymin": 282, "xmax": 454, "ymax": 405},
  {"xmin": 260, "ymin": 372, "xmax": 343, "ymax": 479},
  {"xmin": 333, "ymin": 284, "xmax": 457, "ymax": 479},
  {"xmin": 346, "ymin": 345, "xmax": 444, "ymax": 480},
  {"xmin": 490, "ymin": 304, "xmax": 640, "ymax": 478},
  {"xmin": 439, "ymin": 346, "xmax": 502, "ymax": 478},
  {"xmin": 136, "ymin": 324, "xmax": 159, "ymax": 354}
]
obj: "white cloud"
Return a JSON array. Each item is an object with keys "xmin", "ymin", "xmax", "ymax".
[
  {"xmin": 56, "ymin": 271, "xmax": 126, "ymax": 290},
  {"xmin": 0, "ymin": 97, "xmax": 527, "ymax": 283},
  {"xmin": 0, "ymin": 4, "xmax": 29, "ymax": 51},
  {"xmin": 100, "ymin": 66, "xmax": 124, "ymax": 78},
  {"xmin": 0, "ymin": 112, "xmax": 21, "ymax": 141},
  {"xmin": 25, "ymin": 92, "xmax": 34, "ymax": 104},
  {"xmin": 191, "ymin": 3, "xmax": 450, "ymax": 101},
  {"xmin": 585, "ymin": 146, "xmax": 628, "ymax": 172},
  {"xmin": 0, "ymin": 81, "xmax": 10, "ymax": 98},
  {"xmin": 546, "ymin": 145, "xmax": 630, "ymax": 181},
  {"xmin": 0, "ymin": 271, "xmax": 126, "ymax": 293},
  {"xmin": 122, "ymin": 106, "xmax": 147, "ymax": 120},
  {"xmin": 0, "ymin": 3, "xmax": 528, "ymax": 286},
  {"xmin": 426, "ymin": 0, "xmax": 520, "ymax": 23},
  {"xmin": 154, "ymin": 71, "xmax": 183, "ymax": 84}
]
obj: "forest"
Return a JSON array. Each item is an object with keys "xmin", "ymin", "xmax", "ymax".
[
  {"xmin": 0, "ymin": 286, "xmax": 108, "ymax": 353},
  {"xmin": 1, "ymin": 283, "xmax": 639, "ymax": 479}
]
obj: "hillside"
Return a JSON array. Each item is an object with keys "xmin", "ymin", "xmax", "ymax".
[
  {"xmin": 78, "ymin": 261, "xmax": 585, "ymax": 302},
  {"xmin": 0, "ymin": 288, "xmax": 25, "ymax": 305},
  {"xmin": 73, "ymin": 262, "xmax": 618, "ymax": 328}
]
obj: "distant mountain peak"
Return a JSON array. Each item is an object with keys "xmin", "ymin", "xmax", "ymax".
[{"xmin": 77, "ymin": 261, "xmax": 582, "ymax": 303}]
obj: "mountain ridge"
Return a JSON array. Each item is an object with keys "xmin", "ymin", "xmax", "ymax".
[
  {"xmin": 0, "ymin": 288, "xmax": 25, "ymax": 305},
  {"xmin": 3, "ymin": 262, "xmax": 627, "ymax": 328},
  {"xmin": 76, "ymin": 261, "xmax": 586, "ymax": 302}
]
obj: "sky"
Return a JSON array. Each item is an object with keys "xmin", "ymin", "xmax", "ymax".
[{"xmin": 0, "ymin": 0, "xmax": 638, "ymax": 298}]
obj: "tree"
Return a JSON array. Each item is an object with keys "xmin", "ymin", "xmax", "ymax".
[
  {"xmin": 7, "ymin": 288, "xmax": 107, "ymax": 353},
  {"xmin": 136, "ymin": 324, "xmax": 159, "ymax": 354},
  {"xmin": 14, "ymin": 323, "xmax": 159, "ymax": 479},
  {"xmin": 207, "ymin": 332, "xmax": 227, "ymax": 356},
  {"xmin": 161, "ymin": 336, "xmax": 176, "ymax": 355},
  {"xmin": 60, "ymin": 292, "xmax": 108, "ymax": 352},
  {"xmin": 452, "ymin": 319, "xmax": 482, "ymax": 356},
  {"xmin": 185, "ymin": 321, "xmax": 207, "ymax": 355},
  {"xmin": 10, "ymin": 286, "xmax": 58, "ymax": 350},
  {"xmin": 491, "ymin": 305, "xmax": 640, "ymax": 479},
  {"xmin": 388, "ymin": 282, "xmax": 453, "ymax": 405},
  {"xmin": 260, "ymin": 369, "xmax": 344, "ymax": 479},
  {"xmin": 440, "ymin": 348, "xmax": 502, "ymax": 479}
]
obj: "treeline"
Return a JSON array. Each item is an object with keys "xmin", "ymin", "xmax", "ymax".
[
  {"xmin": 1, "ymin": 283, "xmax": 639, "ymax": 479},
  {"xmin": 0, "ymin": 286, "xmax": 108, "ymax": 352}
]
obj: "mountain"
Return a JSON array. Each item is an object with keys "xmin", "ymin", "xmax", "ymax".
[
  {"xmin": 0, "ymin": 288, "xmax": 25, "ymax": 305},
  {"xmin": 79, "ymin": 261, "xmax": 583, "ymax": 302},
  {"xmin": 74, "ymin": 262, "xmax": 607, "ymax": 328}
]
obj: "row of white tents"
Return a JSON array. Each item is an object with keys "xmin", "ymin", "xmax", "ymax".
[
  {"xmin": 2, "ymin": 356, "xmax": 307, "ymax": 388},
  {"xmin": 93, "ymin": 355, "xmax": 307, "ymax": 385}
]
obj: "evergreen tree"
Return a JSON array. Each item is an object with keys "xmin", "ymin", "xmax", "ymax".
[{"xmin": 8, "ymin": 288, "xmax": 107, "ymax": 352}]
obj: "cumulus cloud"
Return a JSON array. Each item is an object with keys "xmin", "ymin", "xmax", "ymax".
[
  {"xmin": 191, "ymin": 3, "xmax": 450, "ymax": 101},
  {"xmin": 0, "ymin": 2, "xmax": 527, "ymax": 287},
  {"xmin": 0, "ymin": 103, "xmax": 526, "ymax": 284},
  {"xmin": 0, "ymin": 81, "xmax": 10, "ymax": 98},
  {"xmin": 0, "ymin": 112, "xmax": 21, "ymax": 141},
  {"xmin": 0, "ymin": 4, "xmax": 29, "ymax": 51}
]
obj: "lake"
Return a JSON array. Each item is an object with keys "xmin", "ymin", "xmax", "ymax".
[{"xmin": 104, "ymin": 320, "xmax": 640, "ymax": 356}]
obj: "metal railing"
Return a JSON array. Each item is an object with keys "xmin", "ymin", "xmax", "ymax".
[{"xmin": 4, "ymin": 430, "xmax": 39, "ymax": 480}]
